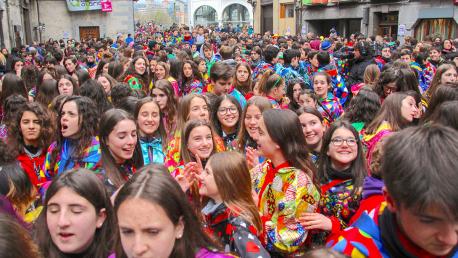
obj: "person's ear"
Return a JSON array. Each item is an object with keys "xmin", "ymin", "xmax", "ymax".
[
  {"xmin": 96, "ymin": 208, "xmax": 107, "ymax": 229},
  {"xmin": 175, "ymin": 216, "xmax": 185, "ymax": 239},
  {"xmin": 383, "ymin": 186, "xmax": 398, "ymax": 212}
]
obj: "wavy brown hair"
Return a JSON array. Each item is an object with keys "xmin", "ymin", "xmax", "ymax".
[
  {"xmin": 49, "ymin": 96, "xmax": 99, "ymax": 174},
  {"xmin": 8, "ymin": 102, "xmax": 54, "ymax": 154}
]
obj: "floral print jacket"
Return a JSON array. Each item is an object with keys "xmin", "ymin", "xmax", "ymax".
[{"xmin": 251, "ymin": 160, "xmax": 320, "ymax": 255}]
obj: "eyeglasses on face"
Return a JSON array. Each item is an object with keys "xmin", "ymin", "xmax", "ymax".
[
  {"xmin": 217, "ymin": 106, "xmax": 238, "ymax": 115},
  {"xmin": 330, "ymin": 137, "xmax": 357, "ymax": 146}
]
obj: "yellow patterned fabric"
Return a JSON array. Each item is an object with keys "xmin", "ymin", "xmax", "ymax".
[{"xmin": 251, "ymin": 160, "xmax": 320, "ymax": 254}]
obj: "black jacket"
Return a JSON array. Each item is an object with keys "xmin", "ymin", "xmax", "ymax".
[{"xmin": 347, "ymin": 57, "xmax": 375, "ymax": 88}]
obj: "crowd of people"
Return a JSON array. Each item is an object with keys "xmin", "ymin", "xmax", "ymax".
[{"xmin": 0, "ymin": 22, "xmax": 457, "ymax": 258}]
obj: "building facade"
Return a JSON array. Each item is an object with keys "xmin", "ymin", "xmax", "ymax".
[
  {"xmin": 300, "ymin": 0, "xmax": 458, "ymax": 40},
  {"xmin": 31, "ymin": 0, "xmax": 135, "ymax": 42},
  {"xmin": 189, "ymin": 0, "xmax": 253, "ymax": 28},
  {"xmin": 253, "ymin": 0, "xmax": 457, "ymax": 41},
  {"xmin": 254, "ymin": 0, "xmax": 298, "ymax": 35},
  {"xmin": 0, "ymin": 0, "xmax": 135, "ymax": 49},
  {"xmin": 0, "ymin": 0, "xmax": 34, "ymax": 50}
]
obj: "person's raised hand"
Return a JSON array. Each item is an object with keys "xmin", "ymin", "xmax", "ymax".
[{"xmin": 299, "ymin": 212, "xmax": 332, "ymax": 231}]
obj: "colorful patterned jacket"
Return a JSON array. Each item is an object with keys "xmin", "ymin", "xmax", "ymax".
[
  {"xmin": 275, "ymin": 64, "xmax": 311, "ymax": 88},
  {"xmin": 252, "ymin": 61, "xmax": 274, "ymax": 80},
  {"xmin": 317, "ymin": 64, "xmax": 348, "ymax": 106},
  {"xmin": 202, "ymin": 201, "xmax": 270, "ymax": 258},
  {"xmin": 181, "ymin": 79, "xmax": 204, "ymax": 96},
  {"xmin": 328, "ymin": 204, "xmax": 389, "ymax": 257},
  {"xmin": 410, "ymin": 62, "xmax": 429, "ymax": 93},
  {"xmin": 362, "ymin": 123, "xmax": 392, "ymax": 172},
  {"xmin": 41, "ymin": 137, "xmax": 101, "ymax": 181},
  {"xmin": 328, "ymin": 204, "xmax": 458, "ymax": 258},
  {"xmin": 319, "ymin": 178, "xmax": 362, "ymax": 240},
  {"xmin": 251, "ymin": 160, "xmax": 320, "ymax": 255},
  {"xmin": 317, "ymin": 92, "xmax": 344, "ymax": 126}
]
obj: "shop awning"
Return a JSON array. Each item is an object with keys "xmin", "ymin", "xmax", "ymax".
[{"xmin": 411, "ymin": 7, "xmax": 458, "ymax": 29}]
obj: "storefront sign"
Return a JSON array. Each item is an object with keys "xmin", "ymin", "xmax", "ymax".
[
  {"xmin": 66, "ymin": 0, "xmax": 102, "ymax": 12},
  {"xmin": 101, "ymin": 0, "xmax": 112, "ymax": 12},
  {"xmin": 398, "ymin": 24, "xmax": 406, "ymax": 36}
]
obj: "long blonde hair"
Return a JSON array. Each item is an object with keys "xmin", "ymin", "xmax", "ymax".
[{"xmin": 208, "ymin": 151, "xmax": 262, "ymax": 231}]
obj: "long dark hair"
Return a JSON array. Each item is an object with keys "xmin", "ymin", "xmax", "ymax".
[
  {"xmin": 233, "ymin": 62, "xmax": 252, "ymax": 95},
  {"xmin": 318, "ymin": 120, "xmax": 367, "ymax": 192},
  {"xmin": 287, "ymin": 78, "xmax": 307, "ymax": 111},
  {"xmin": 0, "ymin": 213, "xmax": 42, "ymax": 258},
  {"xmin": 113, "ymin": 165, "xmax": 221, "ymax": 258},
  {"xmin": 180, "ymin": 60, "xmax": 203, "ymax": 93},
  {"xmin": 262, "ymin": 109, "xmax": 317, "ymax": 184},
  {"xmin": 422, "ymin": 84, "xmax": 458, "ymax": 122},
  {"xmin": 429, "ymin": 100, "xmax": 458, "ymax": 130},
  {"xmin": 36, "ymin": 79, "xmax": 59, "ymax": 107},
  {"xmin": 343, "ymin": 86, "xmax": 381, "ymax": 124},
  {"xmin": 49, "ymin": 96, "xmax": 99, "ymax": 172},
  {"xmin": 0, "ymin": 73, "xmax": 28, "ymax": 106},
  {"xmin": 34, "ymin": 168, "xmax": 116, "ymax": 258},
  {"xmin": 99, "ymin": 109, "xmax": 142, "ymax": 188},
  {"xmin": 79, "ymin": 79, "xmax": 113, "ymax": 114},
  {"xmin": 0, "ymin": 146, "xmax": 35, "ymax": 219},
  {"xmin": 108, "ymin": 61, "xmax": 124, "ymax": 81},
  {"xmin": 365, "ymin": 92, "xmax": 411, "ymax": 135},
  {"xmin": 211, "ymin": 94, "xmax": 242, "ymax": 138},
  {"xmin": 8, "ymin": 102, "xmax": 54, "ymax": 154},
  {"xmin": 152, "ymin": 79, "xmax": 177, "ymax": 133}
]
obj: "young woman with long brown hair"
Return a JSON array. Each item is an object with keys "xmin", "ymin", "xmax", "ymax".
[
  {"xmin": 114, "ymin": 165, "xmax": 233, "ymax": 258},
  {"xmin": 8, "ymin": 102, "xmax": 54, "ymax": 188},
  {"xmin": 199, "ymin": 151, "xmax": 269, "ymax": 257},
  {"xmin": 151, "ymin": 79, "xmax": 178, "ymax": 139},
  {"xmin": 165, "ymin": 94, "xmax": 225, "ymax": 176},
  {"xmin": 233, "ymin": 62, "xmax": 253, "ymax": 96},
  {"xmin": 252, "ymin": 109, "xmax": 320, "ymax": 255},
  {"xmin": 362, "ymin": 92, "xmax": 419, "ymax": 169}
]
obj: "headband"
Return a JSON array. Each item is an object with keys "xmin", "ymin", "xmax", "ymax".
[{"xmin": 273, "ymin": 76, "xmax": 282, "ymax": 87}]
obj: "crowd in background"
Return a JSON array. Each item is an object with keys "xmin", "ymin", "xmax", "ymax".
[{"xmin": 0, "ymin": 22, "xmax": 457, "ymax": 258}]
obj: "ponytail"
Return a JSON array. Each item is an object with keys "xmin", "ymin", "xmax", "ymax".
[{"xmin": 258, "ymin": 70, "xmax": 283, "ymax": 95}]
